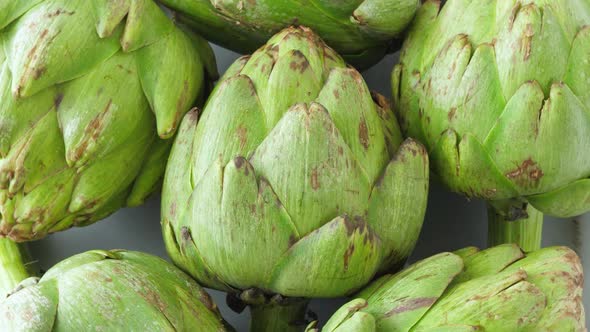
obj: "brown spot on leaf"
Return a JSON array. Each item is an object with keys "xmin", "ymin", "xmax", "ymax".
[
  {"xmin": 45, "ymin": 9, "xmax": 75, "ymax": 18},
  {"xmin": 234, "ymin": 157, "xmax": 246, "ymax": 169},
  {"xmin": 354, "ymin": 216, "xmax": 366, "ymax": 232},
  {"xmin": 404, "ymin": 142, "xmax": 422, "ymax": 157},
  {"xmin": 116, "ymin": 64, "xmax": 133, "ymax": 75},
  {"xmin": 310, "ymin": 167, "xmax": 320, "ymax": 190},
  {"xmin": 562, "ymin": 250, "xmax": 584, "ymax": 287},
  {"xmin": 522, "ymin": 23, "xmax": 534, "ymax": 61},
  {"xmin": 289, "ymin": 50, "xmax": 310, "ymax": 73},
  {"xmin": 508, "ymin": 4, "xmax": 520, "ymax": 31},
  {"xmin": 358, "ymin": 118, "xmax": 369, "ymax": 150},
  {"xmin": 186, "ymin": 107, "xmax": 200, "ymax": 122},
  {"xmin": 71, "ymin": 99, "xmax": 111, "ymax": 161},
  {"xmin": 140, "ymin": 288, "xmax": 167, "ymax": 312},
  {"xmin": 448, "ymin": 107, "xmax": 457, "ymax": 121},
  {"xmin": 198, "ymin": 291, "xmax": 217, "ymax": 312},
  {"xmin": 266, "ymin": 44, "xmax": 280, "ymax": 58},
  {"xmin": 333, "ymin": 89, "xmax": 340, "ymax": 98},
  {"xmin": 371, "ymin": 93, "xmax": 392, "ymax": 124},
  {"xmin": 33, "ymin": 66, "xmax": 46, "ymax": 80},
  {"xmin": 347, "ymin": 300, "xmax": 368, "ymax": 313},
  {"xmin": 384, "ymin": 297, "xmax": 438, "ymax": 317},
  {"xmin": 343, "ymin": 244, "xmax": 355, "ymax": 271},
  {"xmin": 25, "ymin": 29, "xmax": 48, "ymax": 63},
  {"xmin": 342, "ymin": 215, "xmax": 358, "ymax": 236},
  {"xmin": 177, "ymin": 80, "xmax": 190, "ymax": 112},
  {"xmin": 505, "ymin": 158, "xmax": 544, "ymax": 188},
  {"xmin": 112, "ymin": 266, "xmax": 124, "ymax": 275},
  {"xmin": 181, "ymin": 226, "xmax": 192, "ymax": 242}
]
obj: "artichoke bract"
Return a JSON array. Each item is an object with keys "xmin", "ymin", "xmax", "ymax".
[
  {"xmin": 0, "ymin": 241, "xmax": 231, "ymax": 331},
  {"xmin": 157, "ymin": 0, "xmax": 420, "ymax": 69},
  {"xmin": 393, "ymin": 0, "xmax": 590, "ymax": 250},
  {"xmin": 309, "ymin": 244, "xmax": 585, "ymax": 332},
  {"xmin": 162, "ymin": 26, "xmax": 430, "ymax": 331},
  {"xmin": 0, "ymin": 0, "xmax": 217, "ymax": 241}
]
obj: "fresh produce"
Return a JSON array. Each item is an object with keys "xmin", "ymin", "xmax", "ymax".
[
  {"xmin": 157, "ymin": 0, "xmax": 420, "ymax": 69},
  {"xmin": 0, "ymin": 0, "xmax": 217, "ymax": 241},
  {"xmin": 393, "ymin": 0, "xmax": 590, "ymax": 251},
  {"xmin": 162, "ymin": 26, "xmax": 430, "ymax": 331},
  {"xmin": 0, "ymin": 238, "xmax": 232, "ymax": 331},
  {"xmin": 307, "ymin": 244, "xmax": 586, "ymax": 331}
]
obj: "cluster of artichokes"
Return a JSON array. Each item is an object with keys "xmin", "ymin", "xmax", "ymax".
[{"xmin": 0, "ymin": 0, "xmax": 587, "ymax": 331}]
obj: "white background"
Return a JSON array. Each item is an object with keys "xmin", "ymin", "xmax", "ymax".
[{"xmin": 29, "ymin": 46, "xmax": 589, "ymax": 330}]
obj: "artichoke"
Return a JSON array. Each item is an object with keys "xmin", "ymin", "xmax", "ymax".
[
  {"xmin": 0, "ymin": 238, "xmax": 231, "ymax": 331},
  {"xmin": 308, "ymin": 244, "xmax": 585, "ymax": 331},
  {"xmin": 162, "ymin": 26, "xmax": 429, "ymax": 331},
  {"xmin": 157, "ymin": 0, "xmax": 420, "ymax": 69},
  {"xmin": 393, "ymin": 0, "xmax": 590, "ymax": 250},
  {"xmin": 0, "ymin": 0, "xmax": 217, "ymax": 241}
]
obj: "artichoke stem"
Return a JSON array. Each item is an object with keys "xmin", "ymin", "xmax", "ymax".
[
  {"xmin": 0, "ymin": 238, "xmax": 36, "ymax": 297},
  {"xmin": 487, "ymin": 202, "xmax": 543, "ymax": 252},
  {"xmin": 249, "ymin": 299, "xmax": 310, "ymax": 332}
]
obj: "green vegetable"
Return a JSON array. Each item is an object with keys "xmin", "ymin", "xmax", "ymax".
[
  {"xmin": 310, "ymin": 244, "xmax": 585, "ymax": 331},
  {"xmin": 393, "ymin": 0, "xmax": 590, "ymax": 251},
  {"xmin": 0, "ymin": 238, "xmax": 232, "ymax": 331},
  {"xmin": 162, "ymin": 26, "xmax": 430, "ymax": 331},
  {"xmin": 0, "ymin": 0, "xmax": 217, "ymax": 241},
  {"xmin": 157, "ymin": 0, "xmax": 420, "ymax": 69}
]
